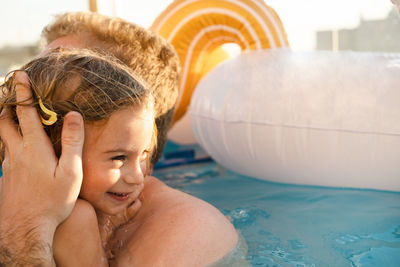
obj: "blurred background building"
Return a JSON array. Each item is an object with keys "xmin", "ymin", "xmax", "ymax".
[
  {"xmin": 0, "ymin": 1, "xmax": 398, "ymax": 79},
  {"xmin": 0, "ymin": 44, "xmax": 40, "ymax": 78},
  {"xmin": 316, "ymin": 9, "xmax": 400, "ymax": 52}
]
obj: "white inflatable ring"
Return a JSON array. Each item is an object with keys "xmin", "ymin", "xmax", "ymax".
[{"xmin": 190, "ymin": 50, "xmax": 400, "ymax": 192}]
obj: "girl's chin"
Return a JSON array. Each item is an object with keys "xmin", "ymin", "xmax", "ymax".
[
  {"xmin": 91, "ymin": 199, "xmax": 132, "ymax": 216},
  {"xmin": 75, "ymin": 196, "xmax": 123, "ymax": 216},
  {"xmin": 95, "ymin": 206, "xmax": 125, "ymax": 216}
]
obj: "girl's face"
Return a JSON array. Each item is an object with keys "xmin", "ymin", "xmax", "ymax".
[{"xmin": 80, "ymin": 106, "xmax": 154, "ymax": 215}]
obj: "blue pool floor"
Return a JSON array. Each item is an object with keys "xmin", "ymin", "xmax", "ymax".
[{"xmin": 154, "ymin": 144, "xmax": 400, "ymax": 266}]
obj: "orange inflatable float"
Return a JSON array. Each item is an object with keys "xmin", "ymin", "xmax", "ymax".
[{"xmin": 150, "ymin": 0, "xmax": 289, "ymax": 123}]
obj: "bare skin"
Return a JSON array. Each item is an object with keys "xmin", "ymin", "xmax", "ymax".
[
  {"xmin": 46, "ymin": 34, "xmax": 238, "ymax": 266},
  {"xmin": 0, "ymin": 35, "xmax": 238, "ymax": 266},
  {"xmin": 111, "ymin": 176, "xmax": 237, "ymax": 266},
  {"xmin": 51, "ymin": 101, "xmax": 237, "ymax": 266},
  {"xmin": 0, "ymin": 72, "xmax": 237, "ymax": 266},
  {"xmin": 52, "ymin": 198, "xmax": 142, "ymax": 267},
  {"xmin": 53, "ymin": 199, "xmax": 108, "ymax": 267},
  {"xmin": 0, "ymin": 72, "xmax": 84, "ymax": 266},
  {"xmin": 54, "ymin": 177, "xmax": 237, "ymax": 267}
]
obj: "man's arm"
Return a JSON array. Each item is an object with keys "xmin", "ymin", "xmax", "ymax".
[
  {"xmin": 0, "ymin": 71, "xmax": 85, "ymax": 266},
  {"xmin": 53, "ymin": 199, "xmax": 108, "ymax": 267},
  {"xmin": 0, "ymin": 216, "xmax": 54, "ymax": 266}
]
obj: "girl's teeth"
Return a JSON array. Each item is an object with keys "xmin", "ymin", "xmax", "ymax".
[{"xmin": 110, "ymin": 192, "xmax": 127, "ymax": 196}]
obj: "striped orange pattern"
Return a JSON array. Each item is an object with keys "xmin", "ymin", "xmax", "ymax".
[{"xmin": 151, "ymin": 0, "xmax": 289, "ymax": 122}]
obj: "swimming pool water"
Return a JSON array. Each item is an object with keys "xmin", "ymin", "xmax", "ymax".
[
  {"xmin": 154, "ymin": 159, "xmax": 400, "ymax": 266},
  {"xmin": 0, "ymin": 146, "xmax": 398, "ymax": 266}
]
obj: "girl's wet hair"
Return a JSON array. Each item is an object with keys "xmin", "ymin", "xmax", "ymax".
[{"xmin": 0, "ymin": 48, "xmax": 156, "ymax": 163}]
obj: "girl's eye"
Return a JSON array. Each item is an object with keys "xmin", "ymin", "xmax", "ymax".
[{"xmin": 112, "ymin": 155, "xmax": 127, "ymax": 161}]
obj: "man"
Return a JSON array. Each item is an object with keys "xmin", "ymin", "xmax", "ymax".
[{"xmin": 0, "ymin": 12, "xmax": 238, "ymax": 266}]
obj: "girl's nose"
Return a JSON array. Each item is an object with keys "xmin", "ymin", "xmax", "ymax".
[{"xmin": 122, "ymin": 161, "xmax": 145, "ymax": 185}]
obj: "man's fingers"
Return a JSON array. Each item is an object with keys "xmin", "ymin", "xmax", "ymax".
[
  {"xmin": 14, "ymin": 71, "xmax": 46, "ymax": 140},
  {"xmin": 0, "ymin": 107, "xmax": 22, "ymax": 150},
  {"xmin": 58, "ymin": 111, "xmax": 84, "ymax": 180}
]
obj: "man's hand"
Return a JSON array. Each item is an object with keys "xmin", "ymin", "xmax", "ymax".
[{"xmin": 0, "ymin": 71, "xmax": 85, "ymax": 265}]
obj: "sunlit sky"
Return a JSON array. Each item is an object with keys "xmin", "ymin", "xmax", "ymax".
[{"xmin": 1, "ymin": 0, "xmax": 395, "ymax": 51}]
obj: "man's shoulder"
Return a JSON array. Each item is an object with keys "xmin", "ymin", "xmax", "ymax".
[
  {"xmin": 142, "ymin": 175, "xmax": 233, "ymax": 230},
  {"xmin": 143, "ymin": 175, "xmax": 208, "ymax": 207},
  {"xmin": 122, "ymin": 175, "xmax": 238, "ymax": 266},
  {"xmin": 142, "ymin": 176, "xmax": 232, "ymax": 227}
]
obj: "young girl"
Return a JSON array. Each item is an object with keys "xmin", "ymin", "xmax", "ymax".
[{"xmin": 0, "ymin": 48, "xmax": 238, "ymax": 266}]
